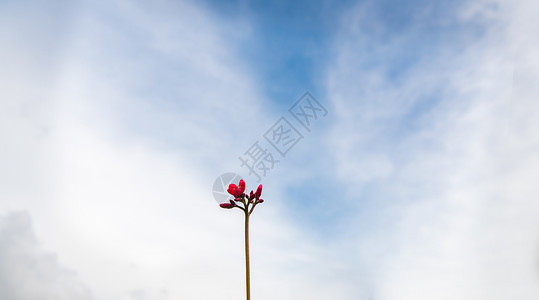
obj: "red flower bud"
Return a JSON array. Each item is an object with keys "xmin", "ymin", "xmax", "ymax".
[
  {"xmin": 238, "ymin": 179, "xmax": 246, "ymax": 194},
  {"xmin": 249, "ymin": 190, "xmax": 255, "ymax": 200},
  {"xmin": 255, "ymin": 184, "xmax": 263, "ymax": 199},
  {"xmin": 219, "ymin": 203, "xmax": 234, "ymax": 209},
  {"xmin": 257, "ymin": 199, "xmax": 264, "ymax": 204}
]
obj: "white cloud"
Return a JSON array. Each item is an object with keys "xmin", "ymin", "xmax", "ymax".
[
  {"xmin": 327, "ymin": 0, "xmax": 539, "ymax": 298},
  {"xmin": 0, "ymin": 211, "xmax": 92, "ymax": 300}
]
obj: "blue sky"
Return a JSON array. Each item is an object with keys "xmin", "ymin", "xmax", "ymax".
[
  {"xmin": 197, "ymin": 0, "xmax": 353, "ymax": 106},
  {"xmin": 1, "ymin": 0, "xmax": 539, "ymax": 299}
]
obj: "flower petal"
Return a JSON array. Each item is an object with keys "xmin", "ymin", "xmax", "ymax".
[{"xmin": 238, "ymin": 179, "xmax": 246, "ymax": 193}]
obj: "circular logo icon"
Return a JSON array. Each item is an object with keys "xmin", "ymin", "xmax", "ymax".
[{"xmin": 212, "ymin": 172, "xmax": 243, "ymax": 203}]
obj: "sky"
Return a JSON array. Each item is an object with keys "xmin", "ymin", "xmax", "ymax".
[{"xmin": 1, "ymin": 0, "xmax": 538, "ymax": 299}]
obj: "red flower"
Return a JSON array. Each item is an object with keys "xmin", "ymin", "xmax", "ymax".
[
  {"xmin": 219, "ymin": 203, "xmax": 234, "ymax": 209},
  {"xmin": 227, "ymin": 179, "xmax": 246, "ymax": 198},
  {"xmin": 255, "ymin": 184, "xmax": 263, "ymax": 199},
  {"xmin": 216, "ymin": 178, "xmax": 265, "ymax": 300}
]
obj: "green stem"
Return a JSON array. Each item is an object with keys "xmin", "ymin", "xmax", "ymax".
[{"xmin": 244, "ymin": 210, "xmax": 251, "ymax": 300}]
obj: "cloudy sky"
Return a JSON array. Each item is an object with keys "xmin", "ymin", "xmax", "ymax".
[{"xmin": 1, "ymin": 0, "xmax": 538, "ymax": 299}]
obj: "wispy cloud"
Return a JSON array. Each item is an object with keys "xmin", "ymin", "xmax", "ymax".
[{"xmin": 326, "ymin": 0, "xmax": 539, "ymax": 298}]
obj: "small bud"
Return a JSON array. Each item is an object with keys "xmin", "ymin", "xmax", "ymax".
[
  {"xmin": 238, "ymin": 179, "xmax": 246, "ymax": 194},
  {"xmin": 255, "ymin": 184, "xmax": 263, "ymax": 199},
  {"xmin": 219, "ymin": 203, "xmax": 234, "ymax": 209},
  {"xmin": 257, "ymin": 199, "xmax": 264, "ymax": 204}
]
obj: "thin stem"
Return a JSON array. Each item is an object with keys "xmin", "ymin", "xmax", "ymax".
[
  {"xmin": 244, "ymin": 210, "xmax": 251, "ymax": 300},
  {"xmin": 248, "ymin": 202, "xmax": 256, "ymax": 216}
]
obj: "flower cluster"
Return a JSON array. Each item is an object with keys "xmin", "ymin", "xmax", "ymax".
[{"xmin": 219, "ymin": 179, "xmax": 264, "ymax": 214}]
